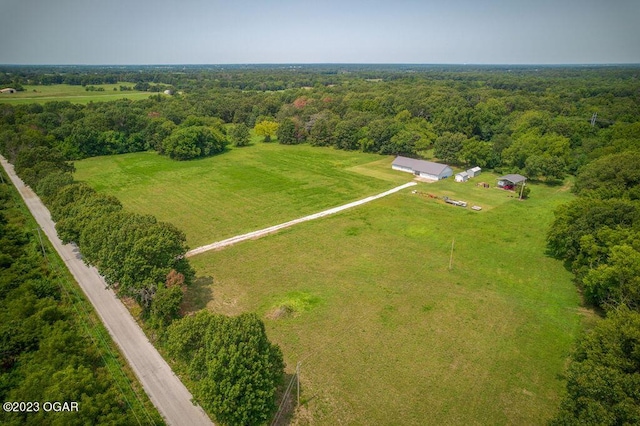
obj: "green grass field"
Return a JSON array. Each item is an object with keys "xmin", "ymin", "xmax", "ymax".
[
  {"xmin": 75, "ymin": 145, "xmax": 583, "ymax": 424},
  {"xmin": 74, "ymin": 144, "xmax": 410, "ymax": 247},
  {"xmin": 0, "ymin": 83, "xmax": 155, "ymax": 104}
]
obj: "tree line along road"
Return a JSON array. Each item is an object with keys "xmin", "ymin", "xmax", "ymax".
[{"xmin": 0, "ymin": 155, "xmax": 214, "ymax": 426}]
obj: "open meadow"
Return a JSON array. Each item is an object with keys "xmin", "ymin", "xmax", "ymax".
[
  {"xmin": 0, "ymin": 83, "xmax": 154, "ymax": 104},
  {"xmin": 75, "ymin": 144, "xmax": 583, "ymax": 424},
  {"xmin": 74, "ymin": 143, "xmax": 410, "ymax": 247}
]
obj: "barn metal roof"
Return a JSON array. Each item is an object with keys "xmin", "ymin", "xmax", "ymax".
[
  {"xmin": 393, "ymin": 156, "xmax": 451, "ymax": 176},
  {"xmin": 498, "ymin": 174, "xmax": 527, "ymax": 184}
]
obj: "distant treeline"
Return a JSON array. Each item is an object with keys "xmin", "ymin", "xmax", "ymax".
[
  {"xmin": 1, "ymin": 66, "xmax": 639, "ymax": 180},
  {"xmin": 2, "ymin": 63, "xmax": 639, "ymax": 92}
]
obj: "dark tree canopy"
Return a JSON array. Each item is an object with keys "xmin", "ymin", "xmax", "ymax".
[
  {"xmin": 574, "ymin": 151, "xmax": 640, "ymax": 200},
  {"xmin": 276, "ymin": 117, "xmax": 299, "ymax": 145},
  {"xmin": 228, "ymin": 123, "xmax": 251, "ymax": 147},
  {"xmin": 166, "ymin": 311, "xmax": 284, "ymax": 426},
  {"xmin": 162, "ymin": 125, "xmax": 227, "ymax": 160},
  {"xmin": 547, "ymin": 198, "xmax": 640, "ymax": 263},
  {"xmin": 545, "ymin": 98, "xmax": 640, "ymax": 423},
  {"xmin": 551, "ymin": 309, "xmax": 640, "ymax": 425},
  {"xmin": 434, "ymin": 132, "xmax": 466, "ymax": 164}
]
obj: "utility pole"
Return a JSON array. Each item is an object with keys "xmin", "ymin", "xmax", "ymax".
[
  {"xmin": 519, "ymin": 181, "xmax": 526, "ymax": 200},
  {"xmin": 448, "ymin": 238, "xmax": 455, "ymax": 271},
  {"xmin": 34, "ymin": 227, "xmax": 46, "ymax": 259},
  {"xmin": 296, "ymin": 361, "xmax": 301, "ymax": 406}
]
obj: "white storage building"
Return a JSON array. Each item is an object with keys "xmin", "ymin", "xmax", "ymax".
[
  {"xmin": 466, "ymin": 167, "xmax": 481, "ymax": 177},
  {"xmin": 455, "ymin": 172, "xmax": 470, "ymax": 182},
  {"xmin": 392, "ymin": 156, "xmax": 453, "ymax": 181}
]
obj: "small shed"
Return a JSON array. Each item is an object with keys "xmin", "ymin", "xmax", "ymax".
[
  {"xmin": 466, "ymin": 166, "xmax": 481, "ymax": 177},
  {"xmin": 455, "ymin": 172, "xmax": 469, "ymax": 182},
  {"xmin": 497, "ymin": 174, "xmax": 527, "ymax": 190},
  {"xmin": 0, "ymin": 88, "xmax": 17, "ymax": 94},
  {"xmin": 392, "ymin": 156, "xmax": 453, "ymax": 181}
]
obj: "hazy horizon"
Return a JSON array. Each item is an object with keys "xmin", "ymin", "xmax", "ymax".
[
  {"xmin": 2, "ymin": 62, "xmax": 638, "ymax": 67},
  {"xmin": 1, "ymin": 0, "xmax": 638, "ymax": 65}
]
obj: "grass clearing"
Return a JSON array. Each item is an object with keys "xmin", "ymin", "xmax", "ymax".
[
  {"xmin": 75, "ymin": 144, "xmax": 583, "ymax": 423},
  {"xmin": 74, "ymin": 144, "xmax": 410, "ymax": 247},
  {"xmin": 187, "ymin": 176, "xmax": 581, "ymax": 424},
  {"xmin": 0, "ymin": 83, "xmax": 155, "ymax": 104}
]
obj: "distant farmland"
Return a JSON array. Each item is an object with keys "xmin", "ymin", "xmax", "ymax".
[
  {"xmin": 75, "ymin": 144, "xmax": 583, "ymax": 424},
  {"xmin": 0, "ymin": 83, "xmax": 155, "ymax": 104}
]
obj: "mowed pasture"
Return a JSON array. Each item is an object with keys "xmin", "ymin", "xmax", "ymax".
[
  {"xmin": 0, "ymin": 84, "xmax": 154, "ymax": 104},
  {"xmin": 74, "ymin": 143, "xmax": 410, "ymax": 247},
  {"xmin": 75, "ymin": 144, "xmax": 583, "ymax": 424},
  {"xmin": 189, "ymin": 181, "xmax": 581, "ymax": 424}
]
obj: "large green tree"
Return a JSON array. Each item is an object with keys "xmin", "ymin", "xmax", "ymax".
[
  {"xmin": 228, "ymin": 123, "xmax": 251, "ymax": 147},
  {"xmin": 333, "ymin": 119, "xmax": 361, "ymax": 150},
  {"xmin": 551, "ymin": 309, "xmax": 640, "ymax": 425},
  {"xmin": 167, "ymin": 312, "xmax": 284, "ymax": 426},
  {"xmin": 254, "ymin": 120, "xmax": 279, "ymax": 142},
  {"xmin": 502, "ymin": 131, "xmax": 570, "ymax": 178},
  {"xmin": 308, "ymin": 115, "xmax": 336, "ymax": 147},
  {"xmin": 583, "ymin": 245, "xmax": 640, "ymax": 310},
  {"xmin": 79, "ymin": 211, "xmax": 192, "ymax": 307},
  {"xmin": 162, "ymin": 125, "xmax": 227, "ymax": 160},
  {"xmin": 524, "ymin": 154, "xmax": 566, "ymax": 181},
  {"xmin": 434, "ymin": 132, "xmax": 466, "ymax": 164},
  {"xmin": 546, "ymin": 198, "xmax": 640, "ymax": 263},
  {"xmin": 13, "ymin": 146, "xmax": 74, "ymax": 188},
  {"xmin": 276, "ymin": 118, "xmax": 299, "ymax": 145},
  {"xmin": 459, "ymin": 138, "xmax": 497, "ymax": 168},
  {"xmin": 574, "ymin": 151, "xmax": 640, "ymax": 200}
]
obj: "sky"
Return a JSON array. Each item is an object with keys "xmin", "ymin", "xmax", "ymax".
[{"xmin": 0, "ymin": 0, "xmax": 638, "ymax": 65}]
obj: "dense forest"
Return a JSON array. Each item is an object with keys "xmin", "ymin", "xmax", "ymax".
[{"xmin": 1, "ymin": 64, "xmax": 639, "ymax": 424}]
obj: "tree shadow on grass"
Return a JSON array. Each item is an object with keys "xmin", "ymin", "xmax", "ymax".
[{"xmin": 181, "ymin": 275, "xmax": 214, "ymax": 314}]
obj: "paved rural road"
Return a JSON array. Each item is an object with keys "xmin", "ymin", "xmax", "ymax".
[
  {"xmin": 0, "ymin": 156, "xmax": 213, "ymax": 426},
  {"xmin": 187, "ymin": 181, "xmax": 418, "ymax": 257}
]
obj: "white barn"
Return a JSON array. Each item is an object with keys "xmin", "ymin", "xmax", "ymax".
[{"xmin": 392, "ymin": 156, "xmax": 453, "ymax": 181}]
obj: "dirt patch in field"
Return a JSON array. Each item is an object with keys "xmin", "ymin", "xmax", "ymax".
[{"xmin": 266, "ymin": 305, "xmax": 294, "ymax": 320}]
